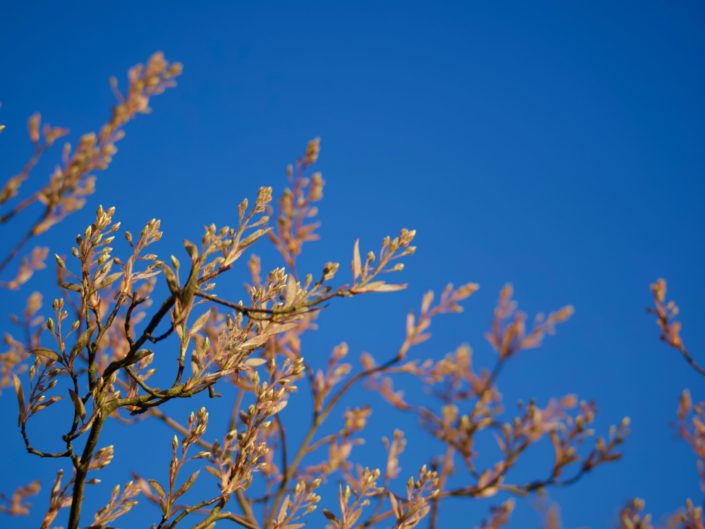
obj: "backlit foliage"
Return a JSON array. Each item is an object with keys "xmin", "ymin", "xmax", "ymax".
[
  {"xmin": 645, "ymin": 280, "xmax": 704, "ymax": 529},
  {"xmin": 0, "ymin": 52, "xmax": 182, "ymax": 287},
  {"xmin": 0, "ymin": 53, "xmax": 699, "ymax": 529}
]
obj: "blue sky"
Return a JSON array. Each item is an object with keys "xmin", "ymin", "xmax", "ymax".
[{"xmin": 1, "ymin": 1, "xmax": 703, "ymax": 528}]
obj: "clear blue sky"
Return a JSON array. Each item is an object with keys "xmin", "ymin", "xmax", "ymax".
[{"xmin": 1, "ymin": 1, "xmax": 703, "ymax": 528}]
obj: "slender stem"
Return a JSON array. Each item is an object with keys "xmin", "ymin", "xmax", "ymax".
[
  {"xmin": 267, "ymin": 356, "xmax": 400, "ymax": 528},
  {"xmin": 0, "ymin": 143, "xmax": 45, "ymax": 220},
  {"xmin": 215, "ymin": 511, "xmax": 260, "ymax": 529},
  {"xmin": 67, "ymin": 414, "xmax": 106, "ymax": 529},
  {"xmin": 274, "ymin": 414, "xmax": 288, "ymax": 485},
  {"xmin": 235, "ymin": 490, "xmax": 260, "ymax": 529},
  {"xmin": 266, "ymin": 415, "xmax": 319, "ymax": 529},
  {"xmin": 0, "ymin": 225, "xmax": 33, "ymax": 274},
  {"xmin": 162, "ymin": 496, "xmax": 220, "ymax": 528},
  {"xmin": 102, "ymin": 294, "xmax": 175, "ymax": 380},
  {"xmin": 191, "ymin": 504, "xmax": 224, "ymax": 529},
  {"xmin": 427, "ymin": 446, "xmax": 453, "ymax": 529},
  {"xmin": 674, "ymin": 343, "xmax": 705, "ymax": 376}
]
